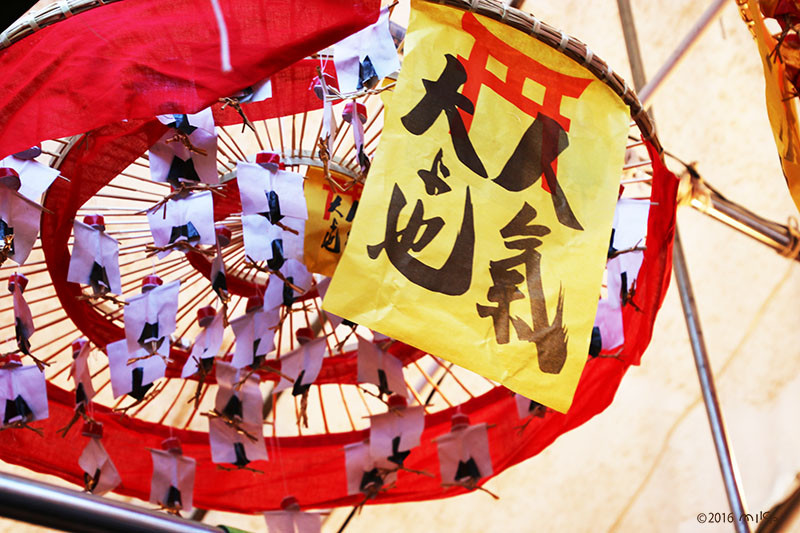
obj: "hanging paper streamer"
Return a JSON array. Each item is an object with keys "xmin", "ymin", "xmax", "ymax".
[
  {"xmin": 301, "ymin": 166, "xmax": 361, "ymax": 276},
  {"xmin": 324, "ymin": 1, "xmax": 629, "ymax": 412}
]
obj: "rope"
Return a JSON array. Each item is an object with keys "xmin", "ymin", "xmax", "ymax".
[{"xmin": 780, "ymin": 217, "xmax": 800, "ymax": 258}]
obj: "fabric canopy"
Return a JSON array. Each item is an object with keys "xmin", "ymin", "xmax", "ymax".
[
  {"xmin": 0, "ymin": 0, "xmax": 679, "ymax": 513},
  {"xmin": 0, "ymin": 0, "xmax": 376, "ymax": 156}
]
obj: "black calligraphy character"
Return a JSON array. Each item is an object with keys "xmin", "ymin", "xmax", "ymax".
[
  {"xmin": 417, "ymin": 149, "xmax": 451, "ymax": 195},
  {"xmin": 328, "ymin": 195, "xmax": 344, "ymax": 217},
  {"xmin": 494, "ymin": 114, "xmax": 582, "ymax": 230},
  {"xmin": 346, "ymin": 200, "xmax": 358, "ymax": 222},
  {"xmin": 401, "ymin": 54, "xmax": 487, "ymax": 178},
  {"xmin": 476, "ymin": 203, "xmax": 568, "ymax": 374},
  {"xmin": 368, "ymin": 183, "xmax": 474, "ymax": 296},
  {"xmin": 322, "ymin": 219, "xmax": 341, "ymax": 254}
]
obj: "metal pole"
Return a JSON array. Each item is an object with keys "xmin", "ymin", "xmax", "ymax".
[
  {"xmin": 616, "ymin": 1, "xmax": 750, "ymax": 531},
  {"xmin": 638, "ymin": 0, "xmax": 727, "ymax": 107},
  {"xmin": 673, "ymin": 228, "xmax": 750, "ymax": 533},
  {"xmin": 616, "ymin": 0, "xmax": 648, "ymax": 92},
  {"xmin": 0, "ymin": 471, "xmax": 223, "ymax": 533}
]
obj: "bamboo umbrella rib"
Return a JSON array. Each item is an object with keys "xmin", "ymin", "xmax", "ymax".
[
  {"xmin": 338, "ymin": 383, "xmax": 357, "ymax": 431},
  {"xmin": 260, "ymin": 119, "xmax": 275, "ymax": 152},
  {"xmin": 220, "ymin": 126, "xmax": 249, "ymax": 161},
  {"xmin": 131, "ymin": 379, "xmax": 170, "ymax": 418},
  {"xmin": 182, "ymin": 382, "xmax": 209, "ymax": 429},
  {"xmin": 158, "ymin": 379, "xmax": 188, "ymax": 425},
  {"xmin": 277, "ymin": 117, "xmax": 286, "ymax": 157},
  {"xmin": 405, "ymin": 378, "xmax": 429, "ymax": 412},
  {"xmin": 317, "ymin": 384, "xmax": 330, "ymax": 434},
  {"xmin": 412, "ymin": 360, "xmax": 453, "ymax": 407},
  {"xmin": 354, "ymin": 384, "xmax": 374, "ymax": 416}
]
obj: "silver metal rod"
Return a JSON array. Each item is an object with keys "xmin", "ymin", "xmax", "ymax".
[
  {"xmin": 673, "ymin": 228, "xmax": 750, "ymax": 533},
  {"xmin": 617, "ymin": 1, "xmax": 750, "ymax": 529},
  {"xmin": 638, "ymin": 0, "xmax": 727, "ymax": 107},
  {"xmin": 0, "ymin": 471, "xmax": 223, "ymax": 533}
]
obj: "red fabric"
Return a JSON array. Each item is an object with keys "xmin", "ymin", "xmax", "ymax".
[
  {"xmin": 621, "ymin": 142, "xmax": 679, "ymax": 365},
  {"xmin": 0, "ymin": 0, "xmax": 375, "ymax": 156},
  {"xmin": 13, "ymin": 138, "xmax": 675, "ymax": 511}
]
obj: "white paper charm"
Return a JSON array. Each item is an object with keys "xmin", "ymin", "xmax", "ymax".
[
  {"xmin": 146, "ymin": 191, "xmax": 215, "ymax": 259},
  {"xmin": 344, "ymin": 440, "xmax": 398, "ymax": 497},
  {"xmin": 357, "ymin": 336, "xmax": 406, "ymax": 398},
  {"xmin": 513, "ymin": 393, "xmax": 547, "ymax": 420},
  {"xmin": 0, "ymin": 155, "xmax": 59, "ymax": 203},
  {"xmin": 368, "ymin": 406, "xmax": 424, "ymax": 467},
  {"xmin": 67, "ymin": 220, "xmax": 122, "ymax": 295},
  {"xmin": 124, "ymin": 280, "xmax": 180, "ymax": 355},
  {"xmin": 149, "ymin": 108, "xmax": 219, "ymax": 186},
  {"xmin": 70, "ymin": 340, "xmax": 95, "ymax": 407},
  {"xmin": 435, "ymin": 423, "xmax": 493, "ymax": 487},
  {"xmin": 107, "ymin": 338, "xmax": 167, "ymax": 400},
  {"xmin": 264, "ymin": 509, "xmax": 322, "ymax": 533},
  {"xmin": 273, "ymin": 337, "xmax": 326, "ymax": 395},
  {"xmin": 241, "ymin": 213, "xmax": 305, "ymax": 264},
  {"xmin": 0, "ymin": 187, "xmax": 43, "ymax": 266},
  {"xmin": 11, "ymin": 281, "xmax": 34, "ymax": 356},
  {"xmin": 208, "ymin": 362, "xmax": 267, "ymax": 466},
  {"xmin": 0, "ymin": 365, "xmax": 48, "ymax": 428},
  {"xmin": 181, "ymin": 311, "xmax": 225, "ymax": 378},
  {"xmin": 230, "ymin": 306, "xmax": 280, "ymax": 370},
  {"xmin": 149, "ymin": 449, "xmax": 197, "ymax": 513},
  {"xmin": 332, "ymin": 7, "xmax": 400, "ymax": 94},
  {"xmin": 78, "ymin": 438, "xmax": 121, "ymax": 496}
]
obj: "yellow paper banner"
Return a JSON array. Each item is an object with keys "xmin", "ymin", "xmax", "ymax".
[
  {"xmin": 302, "ymin": 167, "xmax": 362, "ymax": 277},
  {"xmin": 748, "ymin": 1, "xmax": 800, "ymax": 211},
  {"xmin": 323, "ymin": 0, "xmax": 629, "ymax": 412}
]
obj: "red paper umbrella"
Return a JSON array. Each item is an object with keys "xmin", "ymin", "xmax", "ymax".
[{"xmin": 0, "ymin": 0, "xmax": 676, "ymax": 516}]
